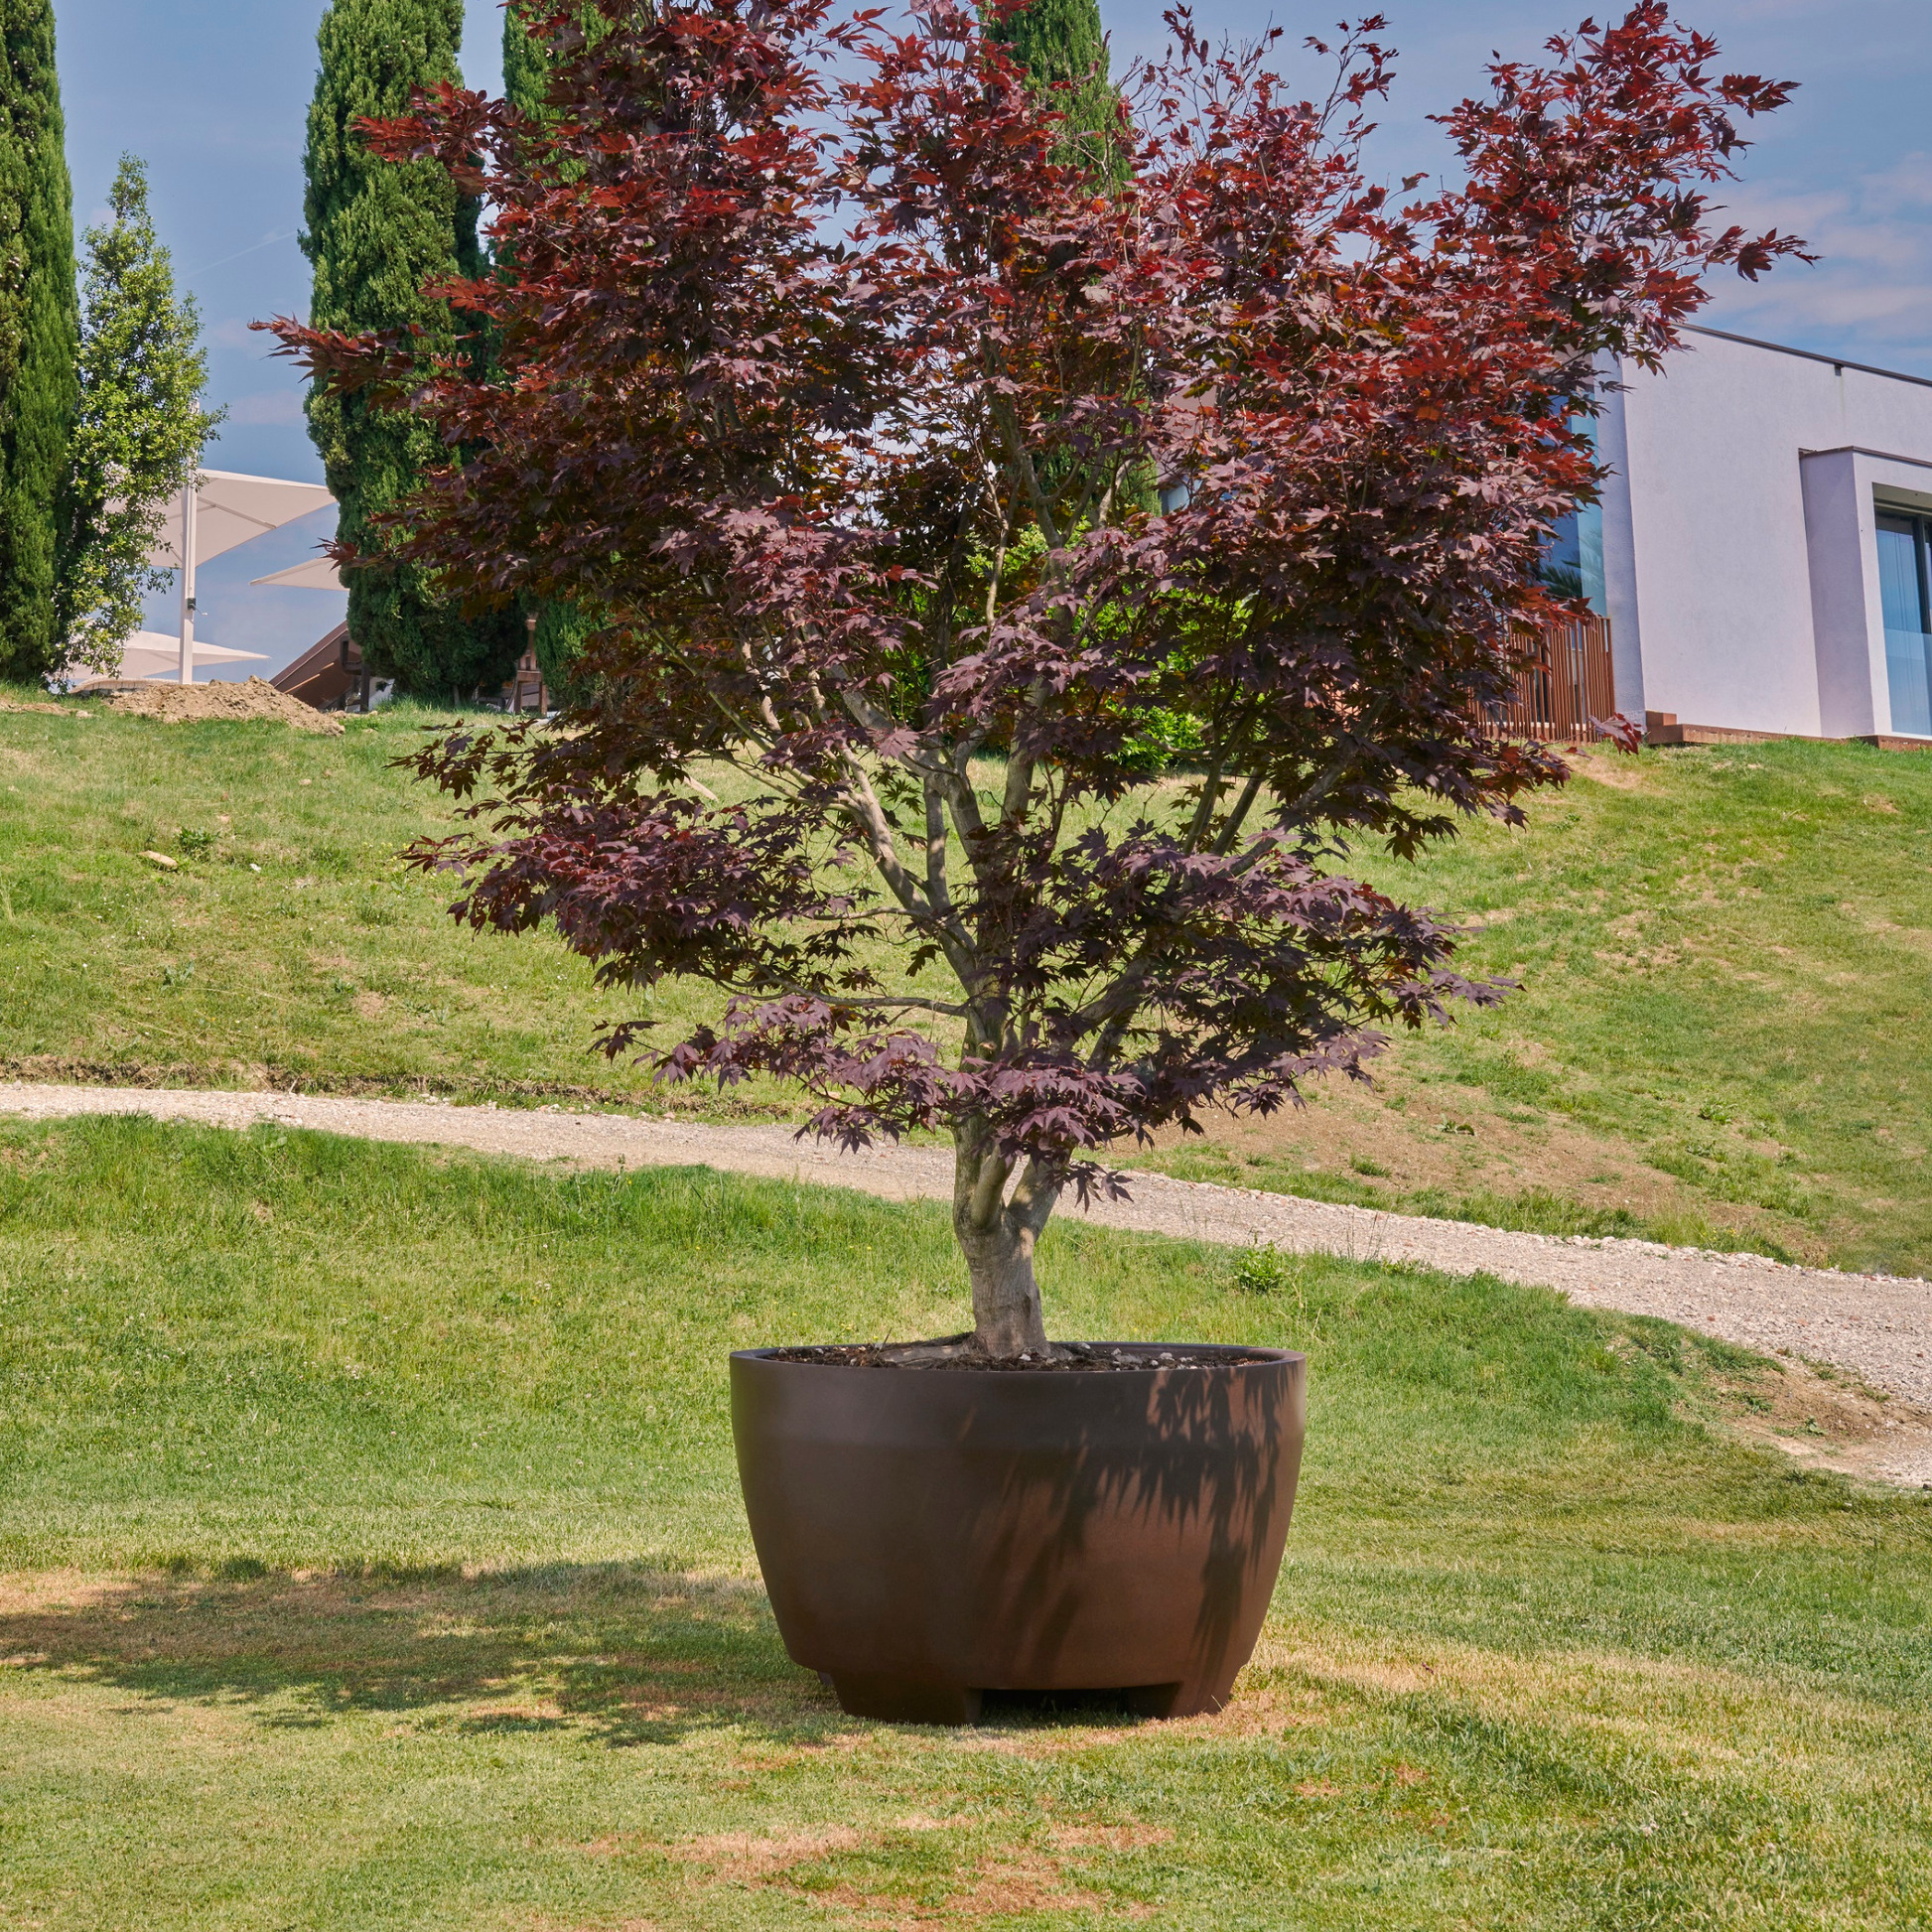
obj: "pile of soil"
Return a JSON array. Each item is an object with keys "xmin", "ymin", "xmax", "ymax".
[
  {"xmin": 98, "ymin": 677, "xmax": 343, "ymax": 736},
  {"xmin": 764, "ymin": 1340, "xmax": 1284, "ymax": 1372}
]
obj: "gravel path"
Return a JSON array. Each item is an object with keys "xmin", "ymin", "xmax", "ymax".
[{"xmin": 5, "ymin": 1080, "xmax": 1928, "ymax": 1435}]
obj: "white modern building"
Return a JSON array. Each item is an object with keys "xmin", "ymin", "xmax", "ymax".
[{"xmin": 1556, "ymin": 326, "xmax": 1932, "ymax": 746}]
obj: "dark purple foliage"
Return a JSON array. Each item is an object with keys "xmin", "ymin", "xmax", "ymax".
[{"xmin": 266, "ymin": 0, "xmax": 1799, "ymax": 1349}]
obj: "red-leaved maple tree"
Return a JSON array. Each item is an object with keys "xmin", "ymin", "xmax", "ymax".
[{"xmin": 270, "ymin": 0, "xmax": 1799, "ymax": 1357}]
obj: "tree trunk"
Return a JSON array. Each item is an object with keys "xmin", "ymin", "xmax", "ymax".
[
  {"xmin": 953, "ymin": 1122, "xmax": 1055, "ymax": 1358},
  {"xmin": 957, "ymin": 1214, "xmax": 1050, "ymax": 1357}
]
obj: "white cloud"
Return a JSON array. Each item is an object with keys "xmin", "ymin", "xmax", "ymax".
[
  {"xmin": 1862, "ymin": 153, "xmax": 1932, "ymax": 208},
  {"xmin": 1697, "ymin": 155, "xmax": 1932, "ymax": 369}
]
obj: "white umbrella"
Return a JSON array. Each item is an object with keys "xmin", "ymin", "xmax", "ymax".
[
  {"xmin": 248, "ymin": 554, "xmax": 346, "ymax": 591},
  {"xmin": 72, "ymin": 631, "xmax": 268, "ymax": 684},
  {"xmin": 147, "ymin": 470, "xmax": 336, "ymax": 683}
]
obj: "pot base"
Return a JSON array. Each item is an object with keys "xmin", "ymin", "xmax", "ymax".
[{"xmin": 825, "ymin": 1673, "xmax": 1194, "ymax": 1725}]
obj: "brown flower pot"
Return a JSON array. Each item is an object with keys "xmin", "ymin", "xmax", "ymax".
[{"xmin": 730, "ymin": 1343, "xmax": 1307, "ymax": 1725}]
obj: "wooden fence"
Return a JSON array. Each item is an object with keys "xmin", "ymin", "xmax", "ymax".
[{"xmin": 1484, "ymin": 615, "xmax": 1616, "ymax": 742}]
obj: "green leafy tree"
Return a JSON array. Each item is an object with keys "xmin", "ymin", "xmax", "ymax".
[
  {"xmin": 0, "ymin": 0, "xmax": 77, "ymax": 683},
  {"xmin": 57, "ymin": 155, "xmax": 222, "ymax": 674},
  {"xmin": 302, "ymin": 0, "xmax": 519, "ymax": 697},
  {"xmin": 990, "ymin": 0, "xmax": 1121, "ymax": 178}
]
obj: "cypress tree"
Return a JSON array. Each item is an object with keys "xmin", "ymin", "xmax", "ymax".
[
  {"xmin": 991, "ymin": 0, "xmax": 1121, "ymax": 179},
  {"xmin": 303, "ymin": 0, "xmax": 519, "ymax": 698},
  {"xmin": 994, "ymin": 0, "xmax": 1129, "ymax": 521},
  {"xmin": 499, "ymin": 0, "xmax": 604, "ymax": 699},
  {"xmin": 501, "ymin": 0, "xmax": 551, "ymax": 122},
  {"xmin": 0, "ymin": 0, "xmax": 78, "ymax": 684},
  {"xmin": 502, "ymin": 2, "xmax": 609, "ymax": 122}
]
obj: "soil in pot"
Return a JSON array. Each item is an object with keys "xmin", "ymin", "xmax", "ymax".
[{"xmin": 764, "ymin": 1340, "xmax": 1283, "ymax": 1372}]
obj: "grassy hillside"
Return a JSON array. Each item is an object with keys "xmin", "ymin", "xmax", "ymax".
[
  {"xmin": 0, "ymin": 691, "xmax": 750, "ymax": 1107},
  {"xmin": 2, "ymin": 1115, "xmax": 1929, "ymax": 1929},
  {"xmin": 2, "ymin": 688, "xmax": 1928, "ymax": 1270},
  {"xmin": 1138, "ymin": 742, "xmax": 1932, "ymax": 1277}
]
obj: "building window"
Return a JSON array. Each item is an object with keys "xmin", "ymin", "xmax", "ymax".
[
  {"xmin": 1542, "ymin": 413, "xmax": 1606, "ymax": 617},
  {"xmin": 1876, "ymin": 508, "xmax": 1932, "ymax": 737},
  {"xmin": 1544, "ymin": 504, "xmax": 1606, "ymax": 615}
]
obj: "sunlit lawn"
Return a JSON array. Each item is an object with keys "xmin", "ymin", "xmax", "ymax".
[{"xmin": 3, "ymin": 1114, "xmax": 1928, "ymax": 1928}]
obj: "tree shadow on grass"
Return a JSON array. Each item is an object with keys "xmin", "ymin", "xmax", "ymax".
[{"xmin": 0, "ymin": 1563, "xmax": 845, "ymax": 1748}]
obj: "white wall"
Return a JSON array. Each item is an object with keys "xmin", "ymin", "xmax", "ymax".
[
  {"xmin": 1596, "ymin": 384, "xmax": 1646, "ymax": 718},
  {"xmin": 1600, "ymin": 328, "xmax": 1932, "ymax": 738},
  {"xmin": 1800, "ymin": 450, "xmax": 1877, "ymax": 738}
]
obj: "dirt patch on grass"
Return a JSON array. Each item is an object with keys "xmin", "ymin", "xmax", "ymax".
[
  {"xmin": 520, "ymin": 1917, "xmax": 659, "ymax": 1932},
  {"xmin": 659, "ymin": 1821, "xmax": 1151, "ymax": 1924},
  {"xmin": 1703, "ymin": 1352, "xmax": 1932, "ymax": 1487},
  {"xmin": 771, "ymin": 1852, "xmax": 1148, "ymax": 1927},
  {"xmin": 646, "ymin": 1805, "xmax": 1168, "ymax": 1924},
  {"xmin": 99, "ymin": 678, "xmax": 344, "ymax": 735},
  {"xmin": 1045, "ymin": 1822, "xmax": 1173, "ymax": 1852},
  {"xmin": 950, "ymin": 1724, "xmax": 1141, "ymax": 1756},
  {"xmin": 924, "ymin": 1852, "xmax": 1124, "ymax": 1917},
  {"xmin": 1567, "ymin": 751, "xmax": 1654, "ymax": 792}
]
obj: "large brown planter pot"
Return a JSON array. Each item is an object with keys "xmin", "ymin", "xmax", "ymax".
[{"xmin": 731, "ymin": 1343, "xmax": 1307, "ymax": 1725}]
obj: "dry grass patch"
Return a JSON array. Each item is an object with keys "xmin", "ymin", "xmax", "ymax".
[
  {"xmin": 1566, "ymin": 751, "xmax": 1656, "ymax": 792},
  {"xmin": 771, "ymin": 1855, "xmax": 1147, "ymax": 1927},
  {"xmin": 1044, "ymin": 1822, "xmax": 1173, "ymax": 1852},
  {"xmin": 661, "ymin": 1825, "xmax": 872, "ymax": 1879},
  {"xmin": 1132, "ymin": 1079, "xmax": 1819, "ymax": 1254},
  {"xmin": 650, "ymin": 1817, "xmax": 1164, "ymax": 1925}
]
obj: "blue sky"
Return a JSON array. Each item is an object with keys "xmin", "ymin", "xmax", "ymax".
[{"xmin": 54, "ymin": 0, "xmax": 1932, "ymax": 676}]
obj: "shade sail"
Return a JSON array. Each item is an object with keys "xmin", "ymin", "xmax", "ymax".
[
  {"xmin": 249, "ymin": 554, "xmax": 346, "ymax": 591},
  {"xmin": 72, "ymin": 632, "xmax": 269, "ymax": 683},
  {"xmin": 147, "ymin": 470, "xmax": 336, "ymax": 570}
]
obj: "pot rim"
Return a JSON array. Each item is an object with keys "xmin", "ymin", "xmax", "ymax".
[{"xmin": 732, "ymin": 1341, "xmax": 1306, "ymax": 1375}]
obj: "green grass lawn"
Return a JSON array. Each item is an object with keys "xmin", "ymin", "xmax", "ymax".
[
  {"xmin": 2, "ymin": 690, "xmax": 1928, "ymax": 1270},
  {"xmin": 3, "ymin": 1114, "xmax": 1930, "ymax": 1928}
]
